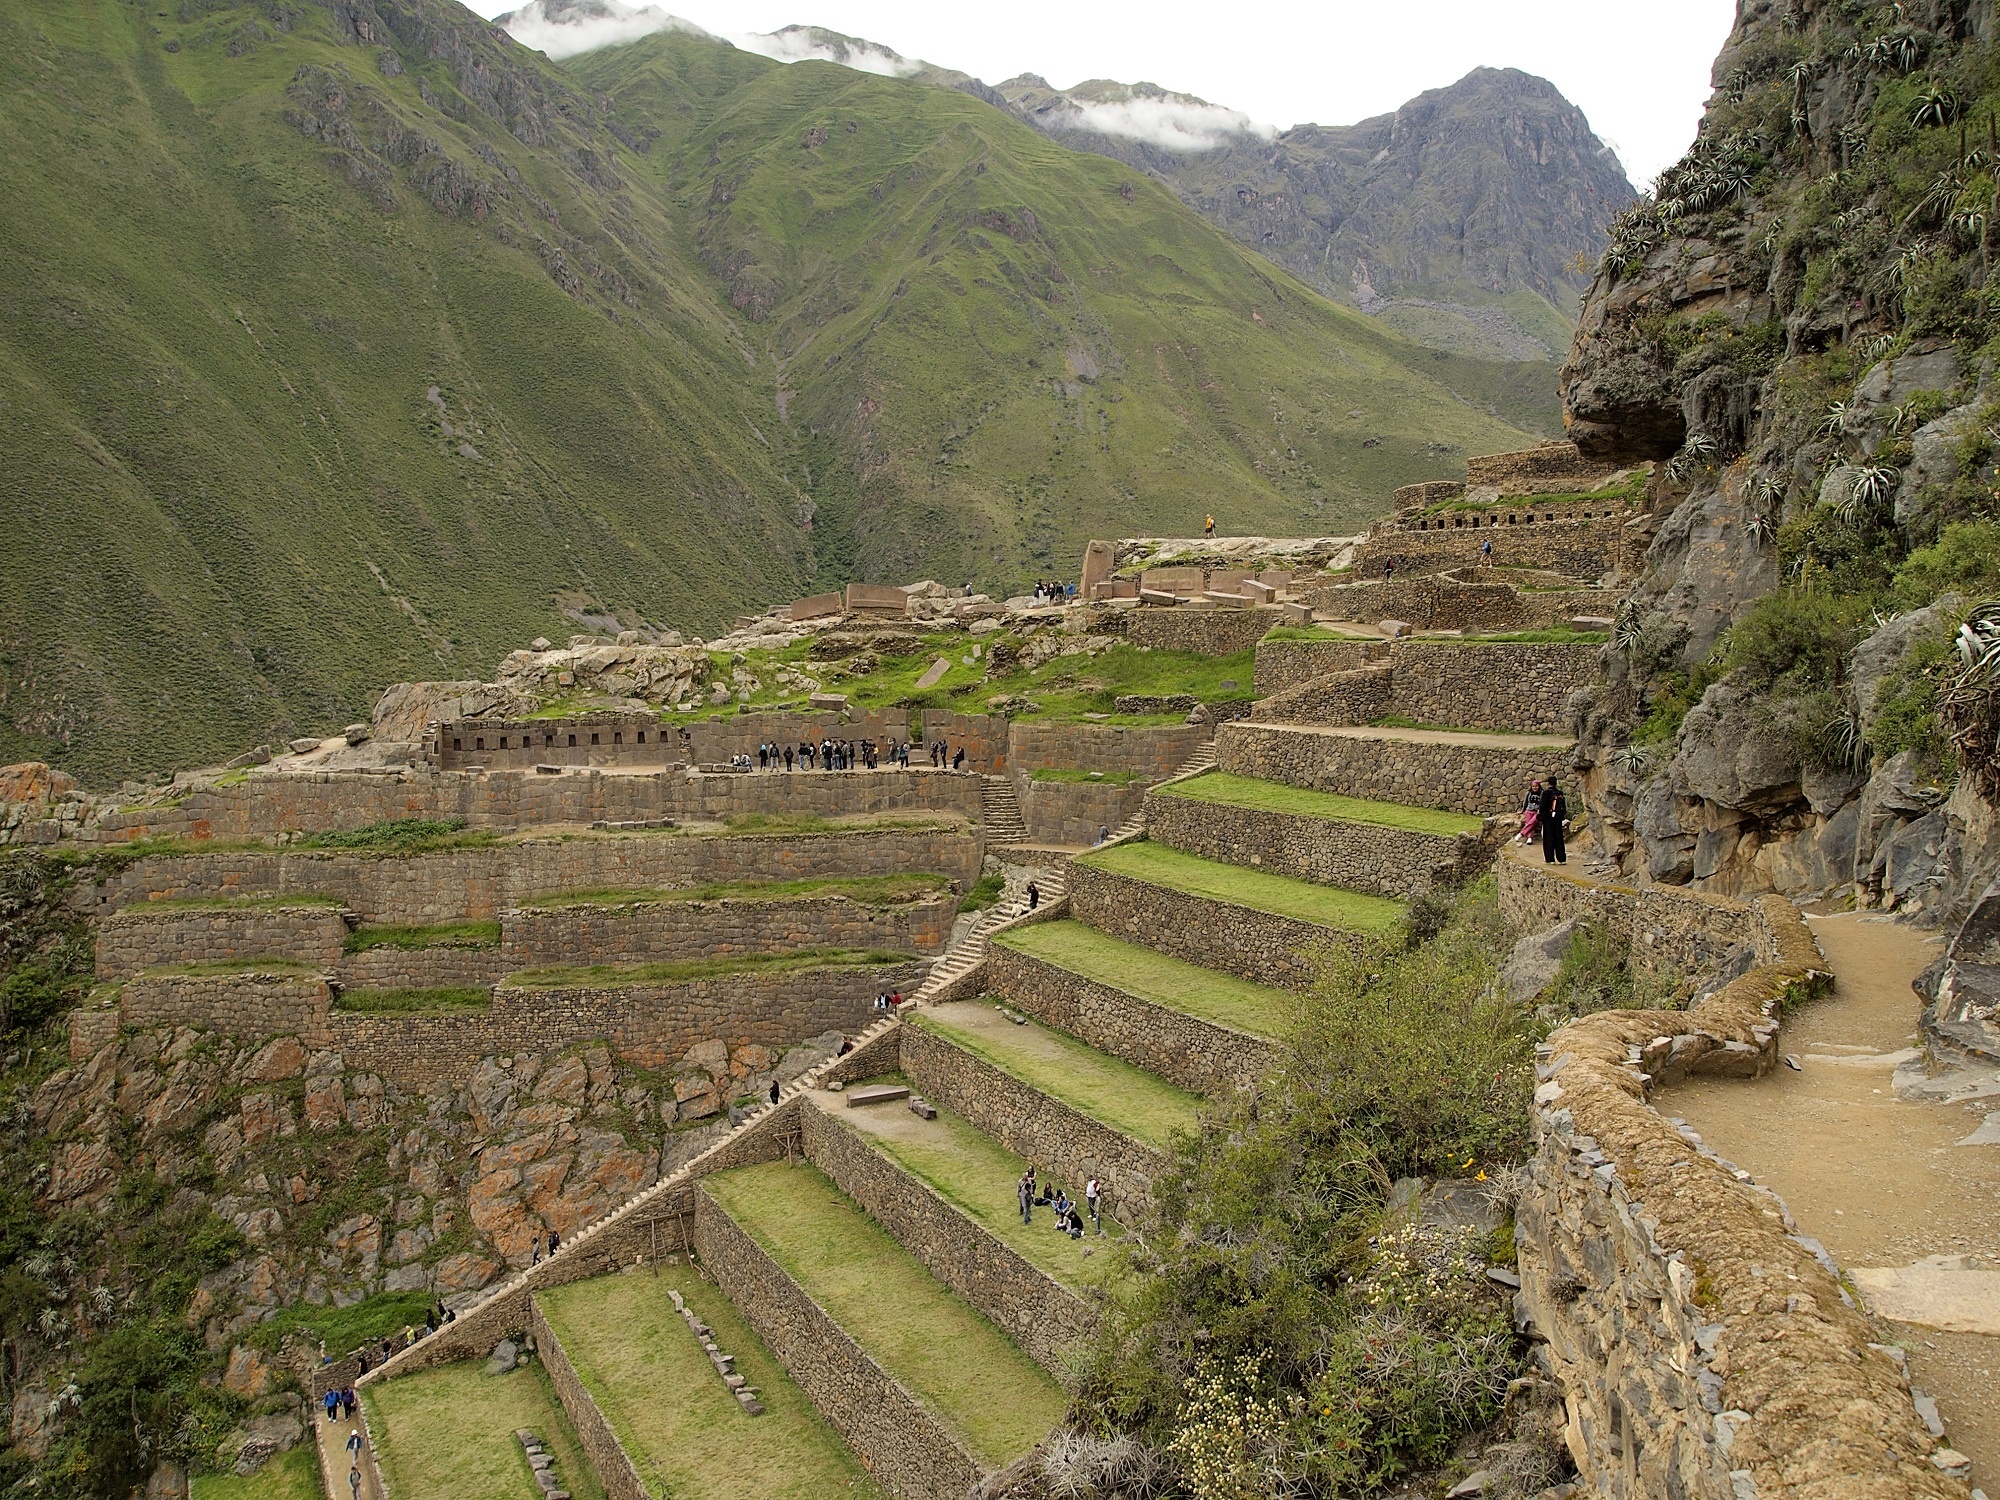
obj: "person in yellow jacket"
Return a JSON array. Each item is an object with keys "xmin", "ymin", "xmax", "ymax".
[{"xmin": 1203, "ymin": 513, "xmax": 1215, "ymax": 538}]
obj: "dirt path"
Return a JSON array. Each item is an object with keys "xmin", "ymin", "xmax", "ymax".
[
  {"xmin": 311, "ymin": 1399, "xmax": 385, "ymax": 1500},
  {"xmin": 1666, "ymin": 911, "xmax": 2000, "ymax": 1493}
]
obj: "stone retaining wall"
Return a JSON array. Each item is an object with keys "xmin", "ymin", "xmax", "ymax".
[
  {"xmin": 88, "ymin": 767, "xmax": 985, "ymax": 845},
  {"xmin": 333, "ymin": 961, "xmax": 926, "ymax": 1086},
  {"xmin": 337, "ymin": 944, "xmax": 507, "ymax": 990},
  {"xmin": 685, "ymin": 708, "xmax": 912, "ymax": 766},
  {"xmin": 1250, "ymin": 665, "xmax": 1395, "ymax": 728},
  {"xmin": 1216, "ymin": 722, "xmax": 1570, "ymax": 815},
  {"xmin": 1465, "ymin": 442, "xmax": 1619, "ymax": 494},
  {"xmin": 1497, "ymin": 860, "xmax": 1756, "ymax": 977},
  {"xmin": 499, "ymin": 895, "xmax": 956, "ymax": 967},
  {"xmin": 898, "ymin": 1021, "xmax": 1167, "ymax": 1220},
  {"xmin": 986, "ymin": 942, "xmax": 1277, "ymax": 1095},
  {"xmin": 1017, "ymin": 778, "xmax": 1147, "ymax": 848},
  {"xmin": 1143, "ymin": 788, "xmax": 1501, "ymax": 898},
  {"xmin": 798, "ymin": 1099, "xmax": 1095, "ymax": 1380},
  {"xmin": 1007, "ymin": 722, "xmax": 1212, "ymax": 780},
  {"xmin": 120, "ymin": 973, "xmax": 333, "ymax": 1044},
  {"xmin": 1251, "ymin": 639, "xmax": 1386, "ymax": 696},
  {"xmin": 1351, "ymin": 511, "xmax": 1640, "ymax": 581},
  {"xmin": 692, "ymin": 1185, "xmax": 985, "ymax": 1500},
  {"xmin": 1123, "ymin": 608, "xmax": 1279, "ymax": 656},
  {"xmin": 526, "ymin": 1297, "xmax": 649, "ymax": 1500},
  {"xmin": 431, "ymin": 714, "xmax": 666, "ymax": 773},
  {"xmin": 95, "ymin": 905, "xmax": 350, "ymax": 982},
  {"xmin": 1066, "ymin": 860, "xmax": 1352, "ymax": 991},
  {"xmin": 1307, "ymin": 576, "xmax": 1624, "ymax": 633},
  {"xmin": 102, "ymin": 829, "xmax": 982, "ymax": 923},
  {"xmin": 1251, "ymin": 643, "xmax": 1598, "ymax": 736},
  {"xmin": 919, "ymin": 711, "xmax": 1011, "ymax": 774},
  {"xmin": 1505, "ymin": 873, "xmax": 1963, "ymax": 1499}
]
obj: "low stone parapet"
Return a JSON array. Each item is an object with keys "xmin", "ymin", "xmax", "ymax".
[
  {"xmin": 1496, "ymin": 859, "xmax": 1755, "ymax": 977},
  {"xmin": 693, "ymin": 1185, "xmax": 984, "ymax": 1500},
  {"xmin": 499, "ymin": 893, "xmax": 956, "ymax": 967},
  {"xmin": 987, "ymin": 941, "xmax": 1277, "ymax": 1095},
  {"xmin": 1143, "ymin": 787, "xmax": 1500, "ymax": 898},
  {"xmin": 95, "ymin": 903, "xmax": 348, "ymax": 982},
  {"xmin": 1249, "ymin": 664, "xmax": 1394, "ymax": 727},
  {"xmin": 898, "ymin": 1020, "xmax": 1166, "ymax": 1221},
  {"xmin": 1216, "ymin": 721, "xmax": 1569, "ymax": 816},
  {"xmin": 1065, "ymin": 859, "xmax": 1358, "ymax": 991},
  {"xmin": 798, "ymin": 1098, "xmax": 1095, "ymax": 1380}
]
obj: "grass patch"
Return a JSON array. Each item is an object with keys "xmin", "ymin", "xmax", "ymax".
[
  {"xmin": 1460, "ymin": 627, "xmax": 1610, "ymax": 644},
  {"xmin": 996, "ymin": 921, "xmax": 1292, "ymax": 1040},
  {"xmin": 290, "ymin": 819, "xmax": 503, "ymax": 855},
  {"xmin": 537, "ymin": 1269, "xmax": 886, "ymax": 1500},
  {"xmin": 1076, "ymin": 842, "xmax": 1404, "ymax": 931},
  {"xmin": 911, "ymin": 1003, "xmax": 1202, "ymax": 1148},
  {"xmin": 364, "ymin": 1361, "xmax": 606, "ymax": 1500},
  {"xmin": 342, "ymin": 919, "xmax": 501, "ymax": 954},
  {"xmin": 1027, "ymin": 768, "xmax": 1143, "ymax": 784},
  {"xmin": 1157, "ymin": 771, "xmax": 1481, "ymax": 837},
  {"xmin": 837, "ymin": 1081, "xmax": 1132, "ymax": 1289},
  {"xmin": 524, "ymin": 873, "xmax": 949, "ymax": 908},
  {"xmin": 332, "ymin": 987, "xmax": 493, "ymax": 1014},
  {"xmin": 958, "ymin": 872, "xmax": 1005, "ymax": 913},
  {"xmin": 504, "ymin": 948, "xmax": 910, "ymax": 987},
  {"xmin": 703, "ymin": 1160, "xmax": 1067, "ymax": 1465},
  {"xmin": 244, "ymin": 1289, "xmax": 438, "ymax": 1357},
  {"xmin": 191, "ymin": 1446, "xmax": 320, "ymax": 1500}
]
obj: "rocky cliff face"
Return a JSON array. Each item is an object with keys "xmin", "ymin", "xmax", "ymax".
[{"xmin": 1561, "ymin": 0, "xmax": 2000, "ymax": 928}]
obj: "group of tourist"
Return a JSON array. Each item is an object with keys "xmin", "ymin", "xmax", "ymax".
[
  {"xmin": 1015, "ymin": 1169, "xmax": 1101, "ymax": 1240},
  {"xmin": 746, "ymin": 738, "xmax": 940, "ymax": 771},
  {"xmin": 870, "ymin": 989, "xmax": 905, "ymax": 1015},
  {"xmin": 1029, "ymin": 579, "xmax": 1075, "ymax": 604},
  {"xmin": 925, "ymin": 739, "xmax": 968, "ymax": 770},
  {"xmin": 322, "ymin": 1384, "xmax": 359, "ymax": 1423},
  {"xmin": 1518, "ymin": 776, "xmax": 1570, "ymax": 864}
]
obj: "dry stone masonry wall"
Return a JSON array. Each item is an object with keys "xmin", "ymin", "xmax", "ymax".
[
  {"xmin": 95, "ymin": 905, "xmax": 349, "ymax": 982},
  {"xmin": 1252, "ymin": 643, "xmax": 1599, "ymax": 736},
  {"xmin": 1017, "ymin": 778, "xmax": 1147, "ymax": 848},
  {"xmin": 526, "ymin": 1298, "xmax": 649, "ymax": 1500},
  {"xmin": 498, "ymin": 894, "xmax": 956, "ymax": 967},
  {"xmin": 1123, "ymin": 608, "xmax": 1282, "ymax": 656},
  {"xmin": 1251, "ymin": 639, "xmax": 1387, "ymax": 696},
  {"xmin": 1217, "ymin": 721, "xmax": 1570, "ymax": 816}
]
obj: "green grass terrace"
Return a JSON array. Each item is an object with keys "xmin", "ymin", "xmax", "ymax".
[
  {"xmin": 826, "ymin": 1081, "xmax": 1133, "ymax": 1291},
  {"xmin": 362, "ymin": 1362, "xmax": 607, "ymax": 1500},
  {"xmin": 702, "ymin": 1160, "xmax": 1068, "ymax": 1467},
  {"xmin": 994, "ymin": 920, "xmax": 1293, "ymax": 1040},
  {"xmin": 520, "ymin": 873, "xmax": 951, "ymax": 908},
  {"xmin": 501, "ymin": 948, "xmax": 913, "ymax": 987},
  {"xmin": 1156, "ymin": 771, "xmax": 1482, "ymax": 838},
  {"xmin": 536, "ymin": 1269, "xmax": 886, "ymax": 1500},
  {"xmin": 1075, "ymin": 841, "xmax": 1404, "ymax": 932},
  {"xmin": 909, "ymin": 1002, "xmax": 1203, "ymax": 1149}
]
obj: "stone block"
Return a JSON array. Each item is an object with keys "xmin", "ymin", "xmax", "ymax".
[
  {"xmin": 789, "ymin": 591, "xmax": 844, "ymax": 621},
  {"xmin": 1381, "ymin": 618, "xmax": 1412, "ymax": 638},
  {"xmin": 843, "ymin": 583, "xmax": 909, "ymax": 616},
  {"xmin": 844, "ymin": 1084, "xmax": 910, "ymax": 1108},
  {"xmin": 1138, "ymin": 589, "xmax": 1180, "ymax": 606},
  {"xmin": 1202, "ymin": 590, "xmax": 1247, "ymax": 607},
  {"xmin": 1283, "ymin": 601, "xmax": 1312, "ymax": 624}
]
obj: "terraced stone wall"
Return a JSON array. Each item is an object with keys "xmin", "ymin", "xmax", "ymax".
[
  {"xmin": 1249, "ymin": 665, "xmax": 1394, "ymax": 727},
  {"xmin": 88, "ymin": 767, "xmax": 985, "ymax": 844},
  {"xmin": 919, "ymin": 712, "xmax": 1010, "ymax": 773},
  {"xmin": 431, "ymin": 715, "xmax": 666, "ymax": 772},
  {"xmin": 684, "ymin": 708, "xmax": 913, "ymax": 766},
  {"xmin": 1307, "ymin": 576, "xmax": 1624, "ymax": 633},
  {"xmin": 1251, "ymin": 639, "xmax": 1385, "ymax": 696},
  {"xmin": 692, "ymin": 1186, "xmax": 984, "ymax": 1500},
  {"xmin": 1351, "ymin": 512, "xmax": 1639, "ymax": 580},
  {"xmin": 119, "ymin": 973, "xmax": 333, "ymax": 1044},
  {"xmin": 797, "ymin": 1100, "xmax": 1094, "ymax": 1380},
  {"xmin": 1017, "ymin": 778, "xmax": 1146, "ymax": 848},
  {"xmin": 95, "ymin": 905, "xmax": 349, "ymax": 982},
  {"xmin": 987, "ymin": 942, "xmax": 1277, "ymax": 1095},
  {"xmin": 337, "ymin": 945, "xmax": 507, "ymax": 990},
  {"xmin": 1008, "ymin": 722, "xmax": 1212, "ymax": 780},
  {"xmin": 1066, "ymin": 861, "xmax": 1353, "ymax": 990},
  {"xmin": 1124, "ymin": 608, "xmax": 1279, "ymax": 655},
  {"xmin": 101, "ymin": 829, "xmax": 983, "ymax": 923},
  {"xmin": 1216, "ymin": 722, "xmax": 1567, "ymax": 816},
  {"xmin": 1464, "ymin": 442, "xmax": 1618, "ymax": 494},
  {"xmin": 333, "ymin": 961, "xmax": 926, "ymax": 1087},
  {"xmin": 1143, "ymin": 790, "xmax": 1502, "ymax": 898},
  {"xmin": 1386, "ymin": 642, "xmax": 1600, "ymax": 735},
  {"xmin": 898, "ymin": 1021, "xmax": 1167, "ymax": 1219},
  {"xmin": 527, "ymin": 1298, "xmax": 649, "ymax": 1500},
  {"xmin": 1497, "ymin": 861, "xmax": 1756, "ymax": 977},
  {"xmin": 500, "ymin": 895, "xmax": 956, "ymax": 967}
]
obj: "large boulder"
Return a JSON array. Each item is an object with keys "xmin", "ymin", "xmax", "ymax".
[
  {"xmin": 1670, "ymin": 682, "xmax": 1801, "ymax": 817},
  {"xmin": 1853, "ymin": 597, "xmax": 1960, "ymax": 738},
  {"xmin": 1501, "ymin": 918, "xmax": 1584, "ymax": 1005}
]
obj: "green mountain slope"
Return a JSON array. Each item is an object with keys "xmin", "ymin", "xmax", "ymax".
[{"xmin": 0, "ymin": 0, "xmax": 1531, "ymax": 784}]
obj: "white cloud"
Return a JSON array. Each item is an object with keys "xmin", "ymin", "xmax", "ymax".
[
  {"xmin": 731, "ymin": 28, "xmax": 919, "ymax": 77},
  {"xmin": 495, "ymin": 1, "xmax": 709, "ymax": 60},
  {"xmin": 1062, "ymin": 97, "xmax": 1277, "ymax": 153}
]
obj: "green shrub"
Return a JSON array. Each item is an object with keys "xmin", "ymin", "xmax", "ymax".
[
  {"xmin": 1895, "ymin": 521, "xmax": 2000, "ymax": 604},
  {"xmin": 956, "ymin": 873, "xmax": 1005, "ymax": 912},
  {"xmin": 291, "ymin": 819, "xmax": 498, "ymax": 854}
]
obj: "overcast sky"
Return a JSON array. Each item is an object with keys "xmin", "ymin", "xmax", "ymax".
[{"xmin": 468, "ymin": 0, "xmax": 1739, "ymax": 186}]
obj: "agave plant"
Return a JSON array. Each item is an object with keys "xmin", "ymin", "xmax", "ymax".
[
  {"xmin": 1818, "ymin": 401, "xmax": 1856, "ymax": 437},
  {"xmin": 1612, "ymin": 744, "xmax": 1662, "ymax": 778},
  {"xmin": 1906, "ymin": 168, "xmax": 1964, "ymax": 228},
  {"xmin": 1820, "ymin": 705, "xmax": 1868, "ymax": 772},
  {"xmin": 1747, "ymin": 509, "xmax": 1780, "ymax": 545},
  {"xmin": 1953, "ymin": 205, "xmax": 1989, "ymax": 246},
  {"xmin": 1667, "ymin": 433, "xmax": 1719, "ymax": 481},
  {"xmin": 1838, "ymin": 465, "xmax": 1901, "ymax": 525},
  {"xmin": 1912, "ymin": 84, "xmax": 1961, "ymax": 129},
  {"xmin": 1865, "ymin": 28, "xmax": 1922, "ymax": 74},
  {"xmin": 1613, "ymin": 604, "xmax": 1645, "ymax": 653}
]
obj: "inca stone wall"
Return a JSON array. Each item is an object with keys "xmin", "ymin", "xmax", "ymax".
[
  {"xmin": 1144, "ymin": 788, "xmax": 1502, "ymax": 898},
  {"xmin": 95, "ymin": 905, "xmax": 349, "ymax": 982},
  {"xmin": 1464, "ymin": 442, "xmax": 1618, "ymax": 494},
  {"xmin": 1307, "ymin": 576, "xmax": 1625, "ymax": 633},
  {"xmin": 1017, "ymin": 778, "xmax": 1147, "ymax": 848},
  {"xmin": 87, "ymin": 767, "xmax": 986, "ymax": 845},
  {"xmin": 1497, "ymin": 861, "xmax": 1756, "ymax": 977},
  {"xmin": 102, "ymin": 829, "xmax": 982, "ymax": 923},
  {"xmin": 1124, "ymin": 607, "xmax": 1279, "ymax": 656},
  {"xmin": 333, "ymin": 961, "xmax": 926, "ymax": 1086},
  {"xmin": 1385, "ymin": 642, "xmax": 1600, "ymax": 735},
  {"xmin": 499, "ymin": 895, "xmax": 956, "ymax": 967},
  {"xmin": 119, "ymin": 973, "xmax": 334, "ymax": 1044},
  {"xmin": 1251, "ymin": 639, "xmax": 1386, "ymax": 696},
  {"xmin": 797, "ymin": 1099, "xmax": 1095, "ymax": 1380},
  {"xmin": 898, "ymin": 1020, "xmax": 1166, "ymax": 1219},
  {"xmin": 337, "ymin": 944, "xmax": 507, "ymax": 990},
  {"xmin": 1352, "ymin": 510, "xmax": 1639, "ymax": 580},
  {"xmin": 1066, "ymin": 860, "xmax": 1355, "ymax": 991},
  {"xmin": 987, "ymin": 941, "xmax": 1278, "ymax": 1095},
  {"xmin": 1250, "ymin": 664, "xmax": 1395, "ymax": 728},
  {"xmin": 527, "ymin": 1298, "xmax": 649, "ymax": 1500},
  {"xmin": 430, "ymin": 714, "xmax": 667, "ymax": 772},
  {"xmin": 692, "ymin": 1185, "xmax": 985, "ymax": 1500},
  {"xmin": 1007, "ymin": 722, "xmax": 1212, "ymax": 780},
  {"xmin": 685, "ymin": 708, "xmax": 912, "ymax": 767},
  {"xmin": 1216, "ymin": 722, "xmax": 1570, "ymax": 816}
]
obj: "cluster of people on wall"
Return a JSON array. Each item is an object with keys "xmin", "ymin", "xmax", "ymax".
[
  {"xmin": 735, "ymin": 737, "xmax": 972, "ymax": 771},
  {"xmin": 1030, "ymin": 579, "xmax": 1074, "ymax": 604}
]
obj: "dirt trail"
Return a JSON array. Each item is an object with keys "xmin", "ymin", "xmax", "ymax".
[
  {"xmin": 1667, "ymin": 911, "xmax": 2000, "ymax": 1493},
  {"xmin": 311, "ymin": 1399, "xmax": 385, "ymax": 1500}
]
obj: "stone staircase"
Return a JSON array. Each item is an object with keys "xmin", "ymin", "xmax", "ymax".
[
  {"xmin": 980, "ymin": 775, "xmax": 1029, "ymax": 844},
  {"xmin": 1103, "ymin": 739, "xmax": 1217, "ymax": 842},
  {"xmin": 911, "ymin": 867, "xmax": 1068, "ymax": 1004}
]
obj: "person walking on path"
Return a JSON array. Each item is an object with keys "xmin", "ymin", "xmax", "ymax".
[
  {"xmin": 1537, "ymin": 777, "xmax": 1569, "ymax": 864},
  {"xmin": 325, "ymin": 1388, "xmax": 340, "ymax": 1424},
  {"xmin": 1026, "ymin": 880, "xmax": 1040, "ymax": 911},
  {"xmin": 769, "ymin": 1078, "xmax": 781, "ymax": 1105},
  {"xmin": 1383, "ymin": 557, "xmax": 1395, "ymax": 582},
  {"xmin": 1481, "ymin": 537, "xmax": 1493, "ymax": 563},
  {"xmin": 1203, "ymin": 514, "xmax": 1215, "ymax": 538},
  {"xmin": 1517, "ymin": 779, "xmax": 1542, "ymax": 845}
]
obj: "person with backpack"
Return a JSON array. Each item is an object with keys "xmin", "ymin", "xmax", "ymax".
[{"xmin": 1538, "ymin": 777, "xmax": 1569, "ymax": 865}]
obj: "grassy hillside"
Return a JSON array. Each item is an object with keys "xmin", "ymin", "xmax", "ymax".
[{"xmin": 1, "ymin": 1, "xmax": 1531, "ymax": 784}]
